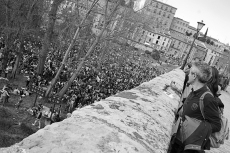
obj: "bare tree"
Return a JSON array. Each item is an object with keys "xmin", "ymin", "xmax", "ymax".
[
  {"xmin": 11, "ymin": 0, "xmax": 39, "ymax": 78},
  {"xmin": 58, "ymin": 0, "xmax": 122, "ymax": 97},
  {"xmin": 45, "ymin": 0, "xmax": 99, "ymax": 96},
  {"xmin": 37, "ymin": 0, "xmax": 64, "ymax": 75}
]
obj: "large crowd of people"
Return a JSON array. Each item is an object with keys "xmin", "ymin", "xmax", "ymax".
[
  {"xmin": 0, "ymin": 43, "xmax": 166, "ymax": 115},
  {"xmin": 0, "ymin": 42, "xmax": 229, "ymax": 122}
]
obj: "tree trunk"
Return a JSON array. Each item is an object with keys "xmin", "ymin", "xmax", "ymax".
[
  {"xmin": 2, "ymin": 0, "xmax": 10, "ymax": 71},
  {"xmin": 11, "ymin": 0, "xmax": 39, "ymax": 78},
  {"xmin": 37, "ymin": 0, "xmax": 64, "ymax": 75},
  {"xmin": 58, "ymin": 34, "xmax": 103, "ymax": 97},
  {"xmin": 45, "ymin": 0, "xmax": 99, "ymax": 97},
  {"xmin": 97, "ymin": 40, "xmax": 108, "ymax": 69},
  {"xmin": 58, "ymin": 0, "xmax": 121, "ymax": 97},
  {"xmin": 11, "ymin": 48, "xmax": 22, "ymax": 79}
]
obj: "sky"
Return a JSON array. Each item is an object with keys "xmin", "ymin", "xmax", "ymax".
[{"xmin": 138, "ymin": 0, "xmax": 230, "ymax": 45}]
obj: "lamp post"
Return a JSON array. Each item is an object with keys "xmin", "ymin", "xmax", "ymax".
[{"xmin": 180, "ymin": 21, "xmax": 205, "ymax": 70}]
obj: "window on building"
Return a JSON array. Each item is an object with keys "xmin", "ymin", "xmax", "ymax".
[
  {"xmin": 158, "ymin": 36, "xmax": 161, "ymax": 39},
  {"xmin": 168, "ymin": 14, "xmax": 170, "ymax": 18},
  {"xmin": 156, "ymin": 40, "xmax": 159, "ymax": 44},
  {"xmin": 162, "ymin": 42, "xmax": 165, "ymax": 45},
  {"xmin": 143, "ymin": 31, "xmax": 145, "ymax": 34},
  {"xmin": 149, "ymin": 38, "xmax": 152, "ymax": 42},
  {"xmin": 165, "ymin": 7, "xmax": 168, "ymax": 11},
  {"xmin": 156, "ymin": 3, "xmax": 159, "ymax": 8}
]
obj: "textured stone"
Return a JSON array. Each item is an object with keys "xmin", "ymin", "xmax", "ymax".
[{"xmin": 0, "ymin": 69, "xmax": 185, "ymax": 153}]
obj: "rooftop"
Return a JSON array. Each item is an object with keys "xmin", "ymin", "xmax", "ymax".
[
  {"xmin": 173, "ymin": 17, "xmax": 189, "ymax": 24},
  {"xmin": 145, "ymin": 0, "xmax": 177, "ymax": 10},
  {"xmin": 154, "ymin": 0, "xmax": 177, "ymax": 10},
  {"xmin": 170, "ymin": 31, "xmax": 190, "ymax": 43},
  {"xmin": 188, "ymin": 25, "xmax": 197, "ymax": 30}
]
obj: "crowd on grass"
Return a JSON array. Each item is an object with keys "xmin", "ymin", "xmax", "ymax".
[
  {"xmin": 0, "ymin": 43, "xmax": 167, "ymax": 116},
  {"xmin": 1, "ymin": 42, "xmax": 229, "ymax": 117}
]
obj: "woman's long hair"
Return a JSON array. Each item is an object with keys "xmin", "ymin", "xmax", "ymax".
[{"xmin": 207, "ymin": 66, "xmax": 219, "ymax": 97}]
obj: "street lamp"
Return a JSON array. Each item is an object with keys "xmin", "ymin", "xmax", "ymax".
[{"xmin": 180, "ymin": 20, "xmax": 205, "ymax": 70}]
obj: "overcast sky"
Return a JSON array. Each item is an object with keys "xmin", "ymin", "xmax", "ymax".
[{"xmin": 138, "ymin": 0, "xmax": 230, "ymax": 45}]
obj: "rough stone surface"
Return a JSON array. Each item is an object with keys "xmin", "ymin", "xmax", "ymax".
[{"xmin": 0, "ymin": 69, "xmax": 185, "ymax": 153}]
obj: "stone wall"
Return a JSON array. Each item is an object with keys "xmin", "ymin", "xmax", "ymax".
[{"xmin": 0, "ymin": 69, "xmax": 185, "ymax": 153}]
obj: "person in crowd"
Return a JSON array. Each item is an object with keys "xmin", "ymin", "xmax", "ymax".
[
  {"xmin": 4, "ymin": 66, "xmax": 9, "ymax": 78},
  {"xmin": 223, "ymin": 77, "xmax": 229, "ymax": 91},
  {"xmin": 1, "ymin": 86, "xmax": 9, "ymax": 106},
  {"xmin": 12, "ymin": 87, "xmax": 20, "ymax": 95},
  {"xmin": 219, "ymin": 75, "xmax": 225, "ymax": 90},
  {"xmin": 32, "ymin": 108, "xmax": 42, "ymax": 129},
  {"xmin": 26, "ymin": 76, "xmax": 31, "ymax": 88},
  {"xmin": 7, "ymin": 64, "xmax": 13, "ymax": 79},
  {"xmin": 207, "ymin": 66, "xmax": 224, "ymax": 110},
  {"xmin": 172, "ymin": 61, "xmax": 221, "ymax": 153},
  {"xmin": 0, "ymin": 60, "xmax": 2, "ymax": 76},
  {"xmin": 56, "ymin": 105, "xmax": 62, "ymax": 120},
  {"xmin": 15, "ymin": 96, "xmax": 23, "ymax": 110}
]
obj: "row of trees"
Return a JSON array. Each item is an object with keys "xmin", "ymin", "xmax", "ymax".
[{"xmin": 1, "ymin": 0, "xmax": 152, "ymax": 98}]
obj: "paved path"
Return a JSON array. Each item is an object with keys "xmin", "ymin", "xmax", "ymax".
[{"xmin": 206, "ymin": 90, "xmax": 230, "ymax": 153}]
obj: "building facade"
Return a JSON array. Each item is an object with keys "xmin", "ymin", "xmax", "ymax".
[
  {"xmin": 170, "ymin": 17, "xmax": 189, "ymax": 34},
  {"xmin": 168, "ymin": 30, "xmax": 207, "ymax": 61},
  {"xmin": 130, "ymin": 24, "xmax": 172, "ymax": 52},
  {"xmin": 142, "ymin": 0, "xmax": 177, "ymax": 30},
  {"xmin": 204, "ymin": 43, "xmax": 230, "ymax": 73}
]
